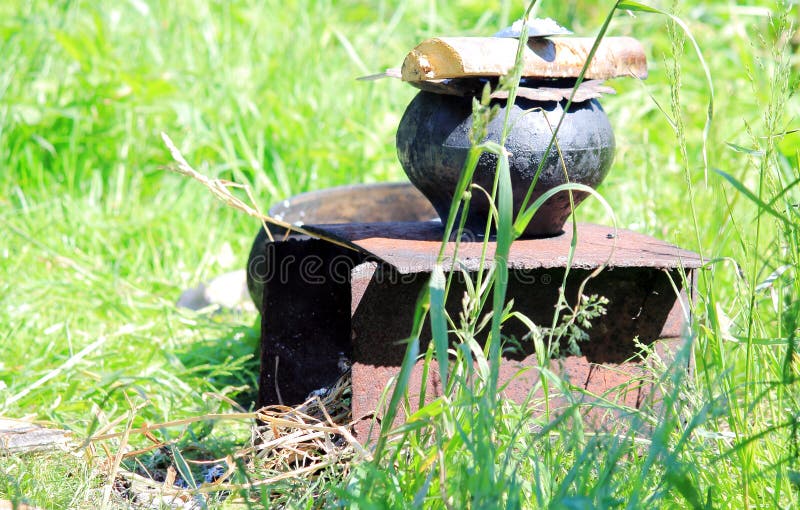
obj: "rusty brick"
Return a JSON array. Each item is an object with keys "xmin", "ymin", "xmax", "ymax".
[{"xmin": 352, "ymin": 336, "xmax": 687, "ymax": 442}]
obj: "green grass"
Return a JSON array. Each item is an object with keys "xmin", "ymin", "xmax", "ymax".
[{"xmin": 2, "ymin": 0, "xmax": 799, "ymax": 508}]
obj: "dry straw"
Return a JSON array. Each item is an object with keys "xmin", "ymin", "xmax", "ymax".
[
  {"xmin": 90, "ymin": 373, "xmax": 365, "ymax": 505},
  {"xmin": 160, "ymin": 132, "xmax": 355, "ymax": 251}
]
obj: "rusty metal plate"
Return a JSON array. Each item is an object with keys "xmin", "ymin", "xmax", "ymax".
[{"xmin": 305, "ymin": 222, "xmax": 702, "ymax": 274}]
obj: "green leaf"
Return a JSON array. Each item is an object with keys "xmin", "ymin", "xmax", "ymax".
[
  {"xmin": 406, "ymin": 397, "xmax": 446, "ymax": 423},
  {"xmin": 170, "ymin": 444, "xmax": 197, "ymax": 489},
  {"xmin": 665, "ymin": 468, "xmax": 704, "ymax": 510},
  {"xmin": 725, "ymin": 142, "xmax": 765, "ymax": 157},
  {"xmin": 714, "ymin": 168, "xmax": 791, "ymax": 228},
  {"xmin": 754, "ymin": 264, "xmax": 791, "ymax": 292},
  {"xmin": 429, "ymin": 265, "xmax": 449, "ymax": 389},
  {"xmin": 617, "ymin": 0, "xmax": 662, "ymax": 14},
  {"xmin": 514, "ymin": 183, "xmax": 615, "ymax": 237},
  {"xmin": 52, "ymin": 30, "xmax": 88, "ymax": 65}
]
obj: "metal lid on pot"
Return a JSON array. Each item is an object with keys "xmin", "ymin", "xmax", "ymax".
[{"xmin": 361, "ymin": 19, "xmax": 647, "ymax": 102}]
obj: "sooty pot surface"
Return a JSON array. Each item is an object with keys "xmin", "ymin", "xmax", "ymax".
[{"xmin": 396, "ymin": 91, "xmax": 615, "ymax": 237}]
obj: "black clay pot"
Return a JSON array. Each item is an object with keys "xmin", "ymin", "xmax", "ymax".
[{"xmin": 396, "ymin": 91, "xmax": 615, "ymax": 237}]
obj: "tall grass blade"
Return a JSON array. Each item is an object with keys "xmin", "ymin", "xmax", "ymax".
[
  {"xmin": 517, "ymin": 0, "xmax": 618, "ymax": 217},
  {"xmin": 429, "ymin": 265, "xmax": 449, "ymax": 390},
  {"xmin": 372, "ymin": 288, "xmax": 427, "ymax": 462},
  {"xmin": 485, "ymin": 142, "xmax": 514, "ymax": 397},
  {"xmin": 618, "ymin": 0, "xmax": 714, "ymax": 183}
]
